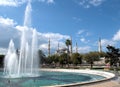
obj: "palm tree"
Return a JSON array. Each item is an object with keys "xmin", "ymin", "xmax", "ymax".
[
  {"xmin": 65, "ymin": 39, "xmax": 71, "ymax": 68},
  {"xmin": 65, "ymin": 39, "xmax": 71, "ymax": 54}
]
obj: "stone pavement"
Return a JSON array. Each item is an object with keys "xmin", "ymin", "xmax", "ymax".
[
  {"xmin": 80, "ymin": 80, "xmax": 120, "ymax": 87},
  {"xmin": 79, "ymin": 71, "xmax": 120, "ymax": 87}
]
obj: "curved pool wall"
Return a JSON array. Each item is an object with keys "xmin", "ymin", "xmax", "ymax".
[
  {"xmin": 0, "ymin": 70, "xmax": 107, "ymax": 87},
  {"xmin": 0, "ymin": 69, "xmax": 115, "ymax": 87},
  {"xmin": 41, "ymin": 69, "xmax": 115, "ymax": 87}
]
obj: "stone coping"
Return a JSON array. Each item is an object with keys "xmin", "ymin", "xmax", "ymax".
[{"xmin": 41, "ymin": 69, "xmax": 115, "ymax": 87}]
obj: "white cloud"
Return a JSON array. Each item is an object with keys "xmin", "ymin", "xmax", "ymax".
[
  {"xmin": 76, "ymin": 0, "xmax": 105, "ymax": 8},
  {"xmin": 38, "ymin": 0, "xmax": 55, "ymax": 4},
  {"xmin": 40, "ymin": 32, "xmax": 69, "ymax": 40},
  {"xmin": 77, "ymin": 29, "xmax": 91, "ymax": 37},
  {"xmin": 89, "ymin": 0, "xmax": 104, "ymax": 6},
  {"xmin": 16, "ymin": 26, "xmax": 68, "ymax": 55},
  {"xmin": 101, "ymin": 39, "xmax": 116, "ymax": 51},
  {"xmin": 39, "ymin": 44, "xmax": 48, "ymax": 49},
  {"xmin": 0, "ymin": 0, "xmax": 54, "ymax": 7},
  {"xmin": 0, "ymin": 16, "xmax": 69, "ymax": 55},
  {"xmin": 0, "ymin": 16, "xmax": 16, "ymax": 26},
  {"xmin": 38, "ymin": 32, "xmax": 69, "ymax": 54},
  {"xmin": 0, "ymin": 0, "xmax": 17, "ymax": 6},
  {"xmin": 0, "ymin": 17, "xmax": 20, "ymax": 50},
  {"xmin": 0, "ymin": 48, "xmax": 7, "ymax": 55},
  {"xmin": 113, "ymin": 29, "xmax": 120, "ymax": 41},
  {"xmin": 80, "ymin": 38, "xmax": 85, "ymax": 42},
  {"xmin": 0, "ymin": 0, "xmax": 27, "ymax": 7},
  {"xmin": 101, "ymin": 39, "xmax": 116, "ymax": 47},
  {"xmin": 80, "ymin": 37, "xmax": 90, "ymax": 44},
  {"xmin": 47, "ymin": 0, "xmax": 54, "ymax": 4},
  {"xmin": 77, "ymin": 30, "xmax": 90, "ymax": 44},
  {"xmin": 38, "ymin": 0, "xmax": 46, "ymax": 2},
  {"xmin": 77, "ymin": 30, "xmax": 85, "ymax": 35}
]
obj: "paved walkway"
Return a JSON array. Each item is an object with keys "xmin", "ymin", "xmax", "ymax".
[
  {"xmin": 79, "ymin": 71, "xmax": 120, "ymax": 87},
  {"xmin": 80, "ymin": 80, "xmax": 120, "ymax": 87},
  {"xmin": 45, "ymin": 78, "xmax": 120, "ymax": 87}
]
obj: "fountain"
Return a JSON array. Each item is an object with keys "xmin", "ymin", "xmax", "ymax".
[
  {"xmin": 3, "ymin": 0, "xmax": 39, "ymax": 78},
  {"xmin": 4, "ymin": 40, "xmax": 18, "ymax": 76},
  {"xmin": 4, "ymin": 28, "xmax": 39, "ymax": 78}
]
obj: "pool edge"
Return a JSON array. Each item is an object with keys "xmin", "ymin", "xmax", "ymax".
[{"xmin": 41, "ymin": 69, "xmax": 115, "ymax": 87}]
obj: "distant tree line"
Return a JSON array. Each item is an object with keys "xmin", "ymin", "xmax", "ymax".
[
  {"xmin": 0, "ymin": 55, "xmax": 4, "ymax": 68},
  {"xmin": 39, "ymin": 45, "xmax": 120, "ymax": 69},
  {"xmin": 0, "ymin": 45, "xmax": 120, "ymax": 69},
  {"xmin": 40, "ymin": 51, "xmax": 106, "ymax": 69}
]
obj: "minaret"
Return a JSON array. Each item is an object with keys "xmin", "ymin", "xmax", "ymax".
[
  {"xmin": 98, "ymin": 38, "xmax": 102, "ymax": 53},
  {"xmin": 76, "ymin": 42, "xmax": 78, "ymax": 53},
  {"xmin": 58, "ymin": 42, "xmax": 59, "ymax": 51},
  {"xmin": 70, "ymin": 36, "xmax": 72, "ymax": 55},
  {"xmin": 48, "ymin": 38, "xmax": 50, "ymax": 56}
]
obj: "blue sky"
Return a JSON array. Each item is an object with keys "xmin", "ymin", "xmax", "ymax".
[{"xmin": 0, "ymin": 0, "xmax": 120, "ymax": 55}]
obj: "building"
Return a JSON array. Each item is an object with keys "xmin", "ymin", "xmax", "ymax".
[
  {"xmin": 55, "ymin": 48, "xmax": 69, "ymax": 55},
  {"xmin": 98, "ymin": 38, "xmax": 102, "ymax": 53}
]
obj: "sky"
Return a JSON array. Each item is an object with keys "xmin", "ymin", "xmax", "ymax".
[{"xmin": 0, "ymin": 0, "xmax": 120, "ymax": 55}]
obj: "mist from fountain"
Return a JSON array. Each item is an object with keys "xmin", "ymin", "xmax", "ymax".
[{"xmin": 4, "ymin": 0, "xmax": 39, "ymax": 78}]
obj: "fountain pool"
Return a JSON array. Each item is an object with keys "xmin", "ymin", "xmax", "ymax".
[{"xmin": 0, "ymin": 69, "xmax": 115, "ymax": 87}]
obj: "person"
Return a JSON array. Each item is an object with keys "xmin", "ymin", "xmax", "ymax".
[
  {"xmin": 104, "ymin": 63, "xmax": 110, "ymax": 71},
  {"xmin": 8, "ymin": 80, "xmax": 10, "ymax": 83}
]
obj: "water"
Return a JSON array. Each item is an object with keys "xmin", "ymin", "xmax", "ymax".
[
  {"xmin": 24, "ymin": 0, "xmax": 32, "ymax": 27},
  {"xmin": 4, "ymin": 0, "xmax": 39, "ymax": 78},
  {"xmin": 4, "ymin": 40, "xmax": 18, "ymax": 76},
  {"xmin": 4, "ymin": 28, "xmax": 39, "ymax": 77},
  {"xmin": 0, "ymin": 71, "xmax": 106, "ymax": 87},
  {"xmin": 4, "ymin": 27, "xmax": 39, "ymax": 77}
]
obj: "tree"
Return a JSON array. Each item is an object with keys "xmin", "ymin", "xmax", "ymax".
[
  {"xmin": 59, "ymin": 53, "xmax": 68, "ymax": 67},
  {"xmin": 99, "ymin": 52, "xmax": 107, "ymax": 57},
  {"xmin": 65, "ymin": 39, "xmax": 72, "ymax": 67},
  {"xmin": 65, "ymin": 39, "xmax": 71, "ymax": 53},
  {"xmin": 83, "ymin": 52, "xmax": 100, "ymax": 69},
  {"xmin": 0, "ymin": 55, "xmax": 5, "ymax": 68},
  {"xmin": 71, "ymin": 53, "xmax": 82, "ymax": 66},
  {"xmin": 38, "ymin": 50, "xmax": 46, "ymax": 65},
  {"xmin": 52, "ymin": 54, "xmax": 59, "ymax": 65},
  {"xmin": 106, "ymin": 45, "xmax": 120, "ymax": 67},
  {"xmin": 45, "ymin": 54, "xmax": 59, "ymax": 67},
  {"xmin": 46, "ymin": 56, "xmax": 53, "ymax": 64}
]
